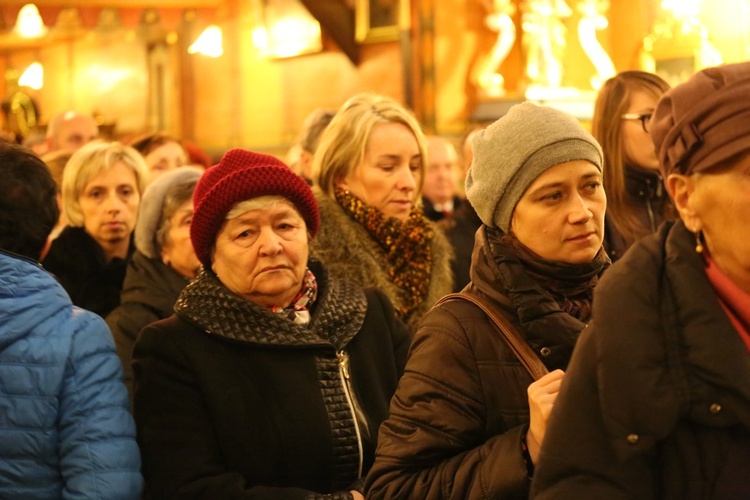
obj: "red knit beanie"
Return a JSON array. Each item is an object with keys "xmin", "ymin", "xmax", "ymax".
[{"xmin": 191, "ymin": 148, "xmax": 320, "ymax": 268}]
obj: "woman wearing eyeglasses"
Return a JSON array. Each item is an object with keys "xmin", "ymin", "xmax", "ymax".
[{"xmin": 592, "ymin": 71, "xmax": 674, "ymax": 262}]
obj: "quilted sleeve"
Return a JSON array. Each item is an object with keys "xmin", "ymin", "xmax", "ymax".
[
  {"xmin": 366, "ymin": 305, "xmax": 530, "ymax": 499},
  {"xmin": 58, "ymin": 310, "xmax": 143, "ymax": 499}
]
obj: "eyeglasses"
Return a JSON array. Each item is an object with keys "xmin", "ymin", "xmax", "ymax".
[{"xmin": 621, "ymin": 113, "xmax": 652, "ymax": 133}]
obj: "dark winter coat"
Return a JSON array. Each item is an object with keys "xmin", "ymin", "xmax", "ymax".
[
  {"xmin": 42, "ymin": 226, "xmax": 134, "ymax": 318},
  {"xmin": 311, "ymin": 189, "xmax": 453, "ymax": 332},
  {"xmin": 532, "ymin": 220, "xmax": 750, "ymax": 499},
  {"xmin": 422, "ymin": 195, "xmax": 463, "ymax": 222},
  {"xmin": 603, "ymin": 164, "xmax": 671, "ymax": 262},
  {"xmin": 366, "ymin": 226, "xmax": 596, "ymax": 499},
  {"xmin": 106, "ymin": 250, "xmax": 191, "ymax": 399},
  {"xmin": 440, "ymin": 200, "xmax": 483, "ymax": 292},
  {"xmin": 133, "ymin": 260, "xmax": 411, "ymax": 499}
]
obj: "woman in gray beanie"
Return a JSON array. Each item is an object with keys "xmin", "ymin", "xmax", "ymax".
[
  {"xmin": 367, "ymin": 101, "xmax": 610, "ymax": 499},
  {"xmin": 106, "ymin": 166, "xmax": 203, "ymax": 399},
  {"xmin": 533, "ymin": 61, "xmax": 750, "ymax": 498}
]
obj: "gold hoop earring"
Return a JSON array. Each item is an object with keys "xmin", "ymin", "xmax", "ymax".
[{"xmin": 694, "ymin": 228, "xmax": 704, "ymax": 254}]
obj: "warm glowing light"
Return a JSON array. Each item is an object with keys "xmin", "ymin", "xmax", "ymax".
[
  {"xmin": 15, "ymin": 4, "xmax": 47, "ymax": 38},
  {"xmin": 188, "ymin": 25, "xmax": 223, "ymax": 57},
  {"xmin": 18, "ymin": 62, "xmax": 43, "ymax": 90},
  {"xmin": 266, "ymin": 18, "xmax": 321, "ymax": 58},
  {"xmin": 252, "ymin": 27, "xmax": 269, "ymax": 50},
  {"xmin": 250, "ymin": 0, "xmax": 322, "ymax": 59},
  {"xmin": 661, "ymin": 0, "xmax": 700, "ymax": 19}
]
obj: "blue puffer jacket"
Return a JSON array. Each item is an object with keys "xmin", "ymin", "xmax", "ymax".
[{"xmin": 0, "ymin": 250, "xmax": 143, "ymax": 499}]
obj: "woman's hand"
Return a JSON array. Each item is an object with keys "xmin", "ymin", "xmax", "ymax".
[
  {"xmin": 526, "ymin": 369, "xmax": 565, "ymax": 464},
  {"xmin": 350, "ymin": 490, "xmax": 365, "ymax": 500}
]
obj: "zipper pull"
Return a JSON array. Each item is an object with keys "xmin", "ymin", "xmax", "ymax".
[{"xmin": 337, "ymin": 350, "xmax": 350, "ymax": 380}]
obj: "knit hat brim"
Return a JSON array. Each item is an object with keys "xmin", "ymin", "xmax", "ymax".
[
  {"xmin": 134, "ymin": 166, "xmax": 203, "ymax": 259},
  {"xmin": 466, "ymin": 102, "xmax": 603, "ymax": 232}
]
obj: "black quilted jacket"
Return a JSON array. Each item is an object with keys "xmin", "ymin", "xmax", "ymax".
[{"xmin": 132, "ymin": 260, "xmax": 411, "ymax": 499}]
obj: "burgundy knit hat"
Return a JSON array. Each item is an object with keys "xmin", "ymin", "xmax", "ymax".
[
  {"xmin": 191, "ymin": 148, "xmax": 320, "ymax": 268},
  {"xmin": 650, "ymin": 61, "xmax": 750, "ymax": 178}
]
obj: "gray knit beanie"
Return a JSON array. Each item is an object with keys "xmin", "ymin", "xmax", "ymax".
[
  {"xmin": 135, "ymin": 166, "xmax": 204, "ymax": 259},
  {"xmin": 465, "ymin": 102, "xmax": 603, "ymax": 232}
]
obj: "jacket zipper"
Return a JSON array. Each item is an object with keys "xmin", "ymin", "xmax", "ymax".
[
  {"xmin": 337, "ymin": 349, "xmax": 364, "ymax": 477},
  {"xmin": 646, "ymin": 197, "xmax": 656, "ymax": 232}
]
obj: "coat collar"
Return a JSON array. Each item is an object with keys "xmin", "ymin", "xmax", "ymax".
[
  {"xmin": 467, "ymin": 226, "xmax": 594, "ymax": 371},
  {"xmin": 175, "ymin": 259, "xmax": 367, "ymax": 351}
]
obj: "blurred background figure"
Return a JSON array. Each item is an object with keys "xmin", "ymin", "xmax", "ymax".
[
  {"xmin": 592, "ymin": 70, "xmax": 674, "ymax": 262},
  {"xmin": 45, "ymin": 110, "xmax": 99, "ymax": 154},
  {"xmin": 441, "ymin": 127, "xmax": 485, "ymax": 292},
  {"xmin": 421, "ymin": 135, "xmax": 462, "ymax": 222},
  {"xmin": 533, "ymin": 61, "xmax": 750, "ymax": 499},
  {"xmin": 460, "ymin": 127, "xmax": 485, "ymax": 196},
  {"xmin": 287, "ymin": 107, "xmax": 336, "ymax": 184},
  {"xmin": 21, "ymin": 128, "xmax": 48, "ymax": 156},
  {"xmin": 107, "ymin": 166, "xmax": 203, "ymax": 399},
  {"xmin": 43, "ymin": 140, "xmax": 148, "ymax": 318},
  {"xmin": 312, "ymin": 93, "xmax": 453, "ymax": 331},
  {"xmin": 0, "ymin": 141, "xmax": 142, "ymax": 499},
  {"xmin": 133, "ymin": 149, "xmax": 410, "ymax": 499},
  {"xmin": 183, "ymin": 139, "xmax": 213, "ymax": 170},
  {"xmin": 129, "ymin": 132, "xmax": 190, "ymax": 185},
  {"xmin": 41, "ymin": 149, "xmax": 73, "ymax": 240}
]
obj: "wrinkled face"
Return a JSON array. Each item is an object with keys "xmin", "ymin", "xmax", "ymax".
[
  {"xmin": 145, "ymin": 142, "xmax": 188, "ymax": 184},
  {"xmin": 511, "ymin": 160, "xmax": 606, "ymax": 264},
  {"xmin": 337, "ymin": 122, "xmax": 421, "ymax": 222},
  {"xmin": 423, "ymin": 138, "xmax": 459, "ymax": 205},
  {"xmin": 671, "ymin": 153, "xmax": 750, "ymax": 294},
  {"xmin": 211, "ymin": 200, "xmax": 309, "ymax": 308},
  {"xmin": 56, "ymin": 116, "xmax": 98, "ymax": 153},
  {"xmin": 621, "ymin": 89, "xmax": 660, "ymax": 171},
  {"xmin": 78, "ymin": 162, "xmax": 140, "ymax": 249},
  {"xmin": 161, "ymin": 199, "xmax": 201, "ymax": 279}
]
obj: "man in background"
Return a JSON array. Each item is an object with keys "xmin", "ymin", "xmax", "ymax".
[
  {"xmin": 421, "ymin": 135, "xmax": 462, "ymax": 221},
  {"xmin": 288, "ymin": 108, "xmax": 336, "ymax": 184},
  {"xmin": 45, "ymin": 110, "xmax": 99, "ymax": 153}
]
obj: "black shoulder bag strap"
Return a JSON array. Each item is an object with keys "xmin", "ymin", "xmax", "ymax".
[{"xmin": 434, "ymin": 292, "xmax": 549, "ymax": 381}]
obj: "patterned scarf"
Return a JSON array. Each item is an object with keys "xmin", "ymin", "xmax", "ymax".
[
  {"xmin": 503, "ymin": 232, "xmax": 609, "ymax": 322},
  {"xmin": 335, "ymin": 187, "xmax": 434, "ymax": 320},
  {"xmin": 268, "ymin": 267, "xmax": 318, "ymax": 326}
]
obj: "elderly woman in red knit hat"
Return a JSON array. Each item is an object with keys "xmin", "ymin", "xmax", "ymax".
[
  {"xmin": 132, "ymin": 149, "xmax": 411, "ymax": 499},
  {"xmin": 532, "ymin": 61, "xmax": 750, "ymax": 498}
]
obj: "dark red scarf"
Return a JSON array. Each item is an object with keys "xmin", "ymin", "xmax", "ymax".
[{"xmin": 704, "ymin": 254, "xmax": 750, "ymax": 351}]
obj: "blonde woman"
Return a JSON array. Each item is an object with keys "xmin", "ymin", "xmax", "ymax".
[
  {"xmin": 43, "ymin": 140, "xmax": 148, "ymax": 317},
  {"xmin": 311, "ymin": 93, "xmax": 453, "ymax": 331}
]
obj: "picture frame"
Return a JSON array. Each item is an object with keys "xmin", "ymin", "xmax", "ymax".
[{"xmin": 355, "ymin": 0, "xmax": 402, "ymax": 44}]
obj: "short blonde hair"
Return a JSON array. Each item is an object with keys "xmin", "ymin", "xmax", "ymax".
[
  {"xmin": 62, "ymin": 140, "xmax": 148, "ymax": 227},
  {"xmin": 312, "ymin": 93, "xmax": 427, "ymax": 198}
]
